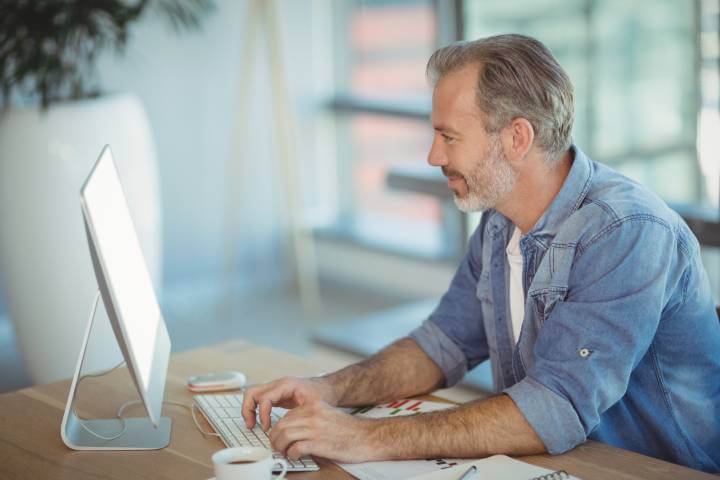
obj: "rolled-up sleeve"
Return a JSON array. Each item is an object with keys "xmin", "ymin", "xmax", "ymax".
[
  {"xmin": 409, "ymin": 221, "xmax": 490, "ymax": 387},
  {"xmin": 409, "ymin": 318, "xmax": 468, "ymax": 387},
  {"xmin": 503, "ymin": 218, "xmax": 674, "ymax": 454},
  {"xmin": 504, "ymin": 375, "xmax": 586, "ymax": 453}
]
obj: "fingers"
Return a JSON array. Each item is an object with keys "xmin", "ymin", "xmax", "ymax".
[
  {"xmin": 241, "ymin": 387, "xmax": 261, "ymax": 428},
  {"xmin": 241, "ymin": 383, "xmax": 276, "ymax": 428},
  {"xmin": 241, "ymin": 378, "xmax": 296, "ymax": 430},
  {"xmin": 270, "ymin": 426, "xmax": 312, "ymax": 457},
  {"xmin": 286, "ymin": 440, "xmax": 314, "ymax": 461},
  {"xmin": 241, "ymin": 382, "xmax": 279, "ymax": 428},
  {"xmin": 241, "ymin": 378, "xmax": 323, "ymax": 431},
  {"xmin": 268, "ymin": 402, "xmax": 361, "ymax": 463},
  {"xmin": 269, "ymin": 408, "xmax": 312, "ymax": 450},
  {"xmin": 269, "ymin": 408, "xmax": 309, "ymax": 441},
  {"xmin": 259, "ymin": 397, "xmax": 274, "ymax": 431}
]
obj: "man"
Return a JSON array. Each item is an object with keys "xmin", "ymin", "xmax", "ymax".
[{"xmin": 241, "ymin": 34, "xmax": 720, "ymax": 472}]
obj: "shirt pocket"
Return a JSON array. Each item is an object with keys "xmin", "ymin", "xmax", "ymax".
[
  {"xmin": 530, "ymin": 288, "xmax": 568, "ymax": 325},
  {"xmin": 528, "ymin": 243, "xmax": 575, "ymax": 324}
]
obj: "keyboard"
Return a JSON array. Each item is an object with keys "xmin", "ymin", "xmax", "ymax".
[{"xmin": 193, "ymin": 394, "xmax": 319, "ymax": 472}]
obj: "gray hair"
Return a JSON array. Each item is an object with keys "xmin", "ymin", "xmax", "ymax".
[{"xmin": 427, "ymin": 34, "xmax": 574, "ymax": 162}]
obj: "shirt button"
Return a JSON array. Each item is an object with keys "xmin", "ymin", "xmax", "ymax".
[{"xmin": 579, "ymin": 348, "xmax": 591, "ymax": 358}]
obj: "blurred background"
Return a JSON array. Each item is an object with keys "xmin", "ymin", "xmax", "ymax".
[{"xmin": 0, "ymin": 0, "xmax": 718, "ymax": 394}]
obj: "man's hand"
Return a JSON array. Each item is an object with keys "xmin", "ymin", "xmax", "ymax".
[
  {"xmin": 241, "ymin": 376, "xmax": 338, "ymax": 431},
  {"xmin": 269, "ymin": 395, "xmax": 545, "ymax": 463},
  {"xmin": 269, "ymin": 400, "xmax": 380, "ymax": 463}
]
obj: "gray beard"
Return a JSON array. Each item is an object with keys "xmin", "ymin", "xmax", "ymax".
[{"xmin": 453, "ymin": 139, "xmax": 517, "ymax": 213}]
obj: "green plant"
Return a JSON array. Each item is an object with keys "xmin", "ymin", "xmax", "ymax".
[{"xmin": 0, "ymin": 0, "xmax": 214, "ymax": 109}]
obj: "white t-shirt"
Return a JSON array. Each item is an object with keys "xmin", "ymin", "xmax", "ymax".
[{"xmin": 506, "ymin": 226, "xmax": 525, "ymax": 345}]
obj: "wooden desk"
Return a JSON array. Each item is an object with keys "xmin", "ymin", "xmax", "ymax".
[{"xmin": 0, "ymin": 341, "xmax": 716, "ymax": 479}]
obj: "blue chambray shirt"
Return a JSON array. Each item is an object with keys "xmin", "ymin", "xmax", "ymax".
[{"xmin": 409, "ymin": 146, "xmax": 720, "ymax": 472}]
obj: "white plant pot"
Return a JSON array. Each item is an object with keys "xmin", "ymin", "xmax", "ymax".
[{"xmin": 0, "ymin": 93, "xmax": 162, "ymax": 385}]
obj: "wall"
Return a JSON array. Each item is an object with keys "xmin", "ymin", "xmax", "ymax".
[{"xmin": 92, "ymin": 0, "xmax": 329, "ymax": 304}]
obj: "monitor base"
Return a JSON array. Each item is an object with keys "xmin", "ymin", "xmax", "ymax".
[{"xmin": 62, "ymin": 413, "xmax": 171, "ymax": 450}]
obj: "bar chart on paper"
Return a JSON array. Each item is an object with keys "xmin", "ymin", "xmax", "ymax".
[
  {"xmin": 350, "ymin": 399, "xmax": 452, "ymax": 418},
  {"xmin": 339, "ymin": 399, "xmax": 472, "ymax": 480}
]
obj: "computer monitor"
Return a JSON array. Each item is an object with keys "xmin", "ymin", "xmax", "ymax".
[{"xmin": 61, "ymin": 145, "xmax": 172, "ymax": 450}]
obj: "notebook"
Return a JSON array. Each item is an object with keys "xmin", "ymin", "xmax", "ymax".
[{"xmin": 408, "ymin": 455, "xmax": 581, "ymax": 480}]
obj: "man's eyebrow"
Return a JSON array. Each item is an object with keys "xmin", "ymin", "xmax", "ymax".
[{"xmin": 433, "ymin": 125, "xmax": 460, "ymax": 135}]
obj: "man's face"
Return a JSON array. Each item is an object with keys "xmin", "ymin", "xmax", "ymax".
[{"xmin": 428, "ymin": 64, "xmax": 517, "ymax": 212}]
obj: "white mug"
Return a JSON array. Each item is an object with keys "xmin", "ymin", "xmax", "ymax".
[{"xmin": 211, "ymin": 447, "xmax": 288, "ymax": 480}]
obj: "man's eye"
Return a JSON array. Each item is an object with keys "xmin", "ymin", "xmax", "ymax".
[{"xmin": 441, "ymin": 134, "xmax": 454, "ymax": 143}]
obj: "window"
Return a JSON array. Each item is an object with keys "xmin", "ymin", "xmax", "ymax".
[
  {"xmin": 464, "ymin": 0, "xmax": 711, "ymax": 205},
  {"xmin": 325, "ymin": 0, "xmax": 458, "ymax": 259},
  {"xmin": 335, "ymin": 114, "xmax": 441, "ymax": 255},
  {"xmin": 336, "ymin": 0, "xmax": 436, "ymax": 101}
]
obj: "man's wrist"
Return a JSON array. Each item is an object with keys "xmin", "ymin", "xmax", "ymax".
[
  {"xmin": 358, "ymin": 418, "xmax": 393, "ymax": 461},
  {"xmin": 312, "ymin": 375, "xmax": 342, "ymax": 407}
]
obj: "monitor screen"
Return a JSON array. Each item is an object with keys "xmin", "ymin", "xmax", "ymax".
[{"xmin": 80, "ymin": 146, "xmax": 170, "ymax": 427}]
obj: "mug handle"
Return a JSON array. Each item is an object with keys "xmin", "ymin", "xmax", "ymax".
[{"xmin": 272, "ymin": 459, "xmax": 288, "ymax": 479}]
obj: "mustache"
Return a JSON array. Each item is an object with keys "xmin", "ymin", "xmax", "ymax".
[{"xmin": 442, "ymin": 166, "xmax": 464, "ymax": 178}]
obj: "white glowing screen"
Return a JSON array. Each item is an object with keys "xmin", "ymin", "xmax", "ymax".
[{"xmin": 81, "ymin": 147, "xmax": 164, "ymax": 400}]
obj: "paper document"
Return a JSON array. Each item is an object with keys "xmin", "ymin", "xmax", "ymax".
[
  {"xmin": 337, "ymin": 399, "xmax": 474, "ymax": 480},
  {"xmin": 337, "ymin": 400, "xmax": 581, "ymax": 480},
  {"xmin": 409, "ymin": 455, "xmax": 582, "ymax": 479}
]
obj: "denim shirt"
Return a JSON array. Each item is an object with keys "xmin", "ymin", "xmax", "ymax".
[{"xmin": 409, "ymin": 146, "xmax": 720, "ymax": 472}]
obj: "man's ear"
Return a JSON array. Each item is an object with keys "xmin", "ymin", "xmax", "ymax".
[{"xmin": 502, "ymin": 117, "xmax": 534, "ymax": 165}]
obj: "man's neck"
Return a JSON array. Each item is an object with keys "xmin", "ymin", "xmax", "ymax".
[{"xmin": 496, "ymin": 149, "xmax": 573, "ymax": 234}]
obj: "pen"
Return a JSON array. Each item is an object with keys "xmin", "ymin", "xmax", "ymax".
[{"xmin": 457, "ymin": 465, "xmax": 477, "ymax": 480}]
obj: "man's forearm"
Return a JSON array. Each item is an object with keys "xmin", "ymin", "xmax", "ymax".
[
  {"xmin": 366, "ymin": 394, "xmax": 546, "ymax": 460},
  {"xmin": 322, "ymin": 338, "xmax": 445, "ymax": 407}
]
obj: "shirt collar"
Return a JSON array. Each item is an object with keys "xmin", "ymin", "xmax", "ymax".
[{"xmin": 485, "ymin": 145, "xmax": 595, "ymax": 248}]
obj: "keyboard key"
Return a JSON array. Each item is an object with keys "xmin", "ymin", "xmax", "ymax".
[
  {"xmin": 225, "ymin": 407, "xmax": 242, "ymax": 417},
  {"xmin": 254, "ymin": 431, "xmax": 270, "ymax": 447}
]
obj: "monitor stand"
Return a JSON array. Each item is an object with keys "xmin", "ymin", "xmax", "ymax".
[{"xmin": 60, "ymin": 293, "xmax": 171, "ymax": 450}]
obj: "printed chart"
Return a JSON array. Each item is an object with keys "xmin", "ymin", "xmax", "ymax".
[
  {"xmin": 338, "ymin": 399, "xmax": 471, "ymax": 480},
  {"xmin": 350, "ymin": 399, "xmax": 453, "ymax": 418}
]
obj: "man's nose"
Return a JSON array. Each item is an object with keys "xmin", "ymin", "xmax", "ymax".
[{"xmin": 427, "ymin": 140, "xmax": 447, "ymax": 167}]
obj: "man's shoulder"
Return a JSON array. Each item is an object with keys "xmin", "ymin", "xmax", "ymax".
[
  {"xmin": 584, "ymin": 161, "xmax": 676, "ymax": 224},
  {"xmin": 557, "ymin": 161, "xmax": 690, "ymax": 252}
]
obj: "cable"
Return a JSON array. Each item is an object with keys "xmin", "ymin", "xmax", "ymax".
[
  {"xmin": 186, "ymin": 402, "xmax": 222, "ymax": 437},
  {"xmin": 79, "ymin": 391, "xmax": 221, "ymax": 441},
  {"xmin": 73, "ymin": 290, "xmax": 221, "ymax": 441},
  {"xmin": 71, "ymin": 290, "xmax": 129, "ymax": 440},
  {"xmin": 73, "ymin": 359, "xmax": 127, "ymax": 440},
  {"xmin": 116, "ymin": 399, "xmax": 221, "ymax": 437},
  {"xmin": 74, "ymin": 360, "xmax": 127, "ymax": 440}
]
